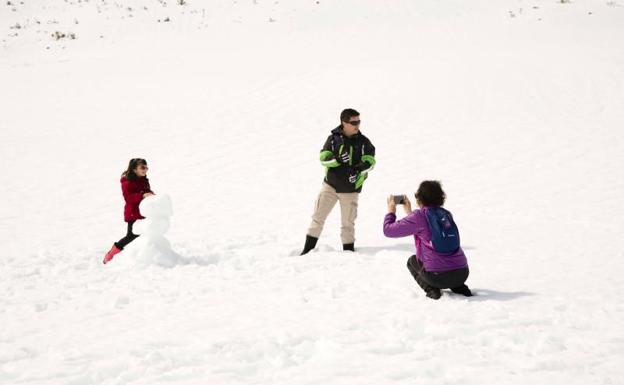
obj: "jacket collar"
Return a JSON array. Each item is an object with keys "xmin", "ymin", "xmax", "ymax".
[{"xmin": 331, "ymin": 125, "xmax": 361, "ymax": 139}]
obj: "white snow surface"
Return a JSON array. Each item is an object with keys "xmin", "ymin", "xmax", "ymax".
[{"xmin": 1, "ymin": 0, "xmax": 624, "ymax": 384}]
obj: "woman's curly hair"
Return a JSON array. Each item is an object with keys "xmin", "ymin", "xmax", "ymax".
[{"xmin": 415, "ymin": 180, "xmax": 446, "ymax": 207}]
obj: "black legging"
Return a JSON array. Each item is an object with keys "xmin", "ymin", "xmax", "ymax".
[
  {"xmin": 406, "ymin": 255, "xmax": 469, "ymax": 291},
  {"xmin": 114, "ymin": 221, "xmax": 139, "ymax": 250}
]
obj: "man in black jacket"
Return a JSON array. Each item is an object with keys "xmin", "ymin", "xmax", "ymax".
[{"xmin": 301, "ymin": 108, "xmax": 376, "ymax": 255}]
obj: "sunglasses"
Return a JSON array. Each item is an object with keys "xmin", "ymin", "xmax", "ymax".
[
  {"xmin": 138, "ymin": 165, "xmax": 149, "ymax": 170},
  {"xmin": 346, "ymin": 120, "xmax": 361, "ymax": 126}
]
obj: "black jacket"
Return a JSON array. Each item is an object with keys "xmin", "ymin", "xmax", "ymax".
[{"xmin": 319, "ymin": 126, "xmax": 376, "ymax": 193}]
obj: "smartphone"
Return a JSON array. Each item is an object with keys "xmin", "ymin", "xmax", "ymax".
[{"xmin": 393, "ymin": 195, "xmax": 405, "ymax": 205}]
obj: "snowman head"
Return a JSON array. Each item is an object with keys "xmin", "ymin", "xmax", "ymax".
[
  {"xmin": 134, "ymin": 194, "xmax": 173, "ymax": 236},
  {"xmin": 140, "ymin": 194, "xmax": 173, "ymax": 219}
]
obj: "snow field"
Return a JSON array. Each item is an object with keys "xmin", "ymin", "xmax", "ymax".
[{"xmin": 2, "ymin": 0, "xmax": 624, "ymax": 384}]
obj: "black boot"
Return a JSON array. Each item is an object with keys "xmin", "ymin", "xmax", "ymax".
[
  {"xmin": 343, "ymin": 243, "xmax": 354, "ymax": 252},
  {"xmin": 451, "ymin": 284, "xmax": 473, "ymax": 297},
  {"xmin": 426, "ymin": 288, "xmax": 442, "ymax": 300},
  {"xmin": 300, "ymin": 235, "xmax": 318, "ymax": 255}
]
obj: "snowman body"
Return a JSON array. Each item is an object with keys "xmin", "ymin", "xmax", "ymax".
[{"xmin": 130, "ymin": 194, "xmax": 180, "ymax": 267}]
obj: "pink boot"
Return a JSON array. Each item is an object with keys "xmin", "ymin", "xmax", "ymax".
[{"xmin": 103, "ymin": 245, "xmax": 122, "ymax": 264}]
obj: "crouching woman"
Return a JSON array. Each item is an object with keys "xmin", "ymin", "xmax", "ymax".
[{"xmin": 383, "ymin": 180, "xmax": 472, "ymax": 300}]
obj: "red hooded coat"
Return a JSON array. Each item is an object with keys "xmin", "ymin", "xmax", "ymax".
[{"xmin": 121, "ymin": 176, "xmax": 152, "ymax": 222}]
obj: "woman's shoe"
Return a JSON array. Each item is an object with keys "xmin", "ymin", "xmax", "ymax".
[
  {"xmin": 426, "ymin": 288, "xmax": 442, "ymax": 300},
  {"xmin": 450, "ymin": 284, "xmax": 473, "ymax": 297}
]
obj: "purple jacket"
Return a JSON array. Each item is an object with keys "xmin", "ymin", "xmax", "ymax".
[{"xmin": 383, "ymin": 209, "xmax": 468, "ymax": 272}]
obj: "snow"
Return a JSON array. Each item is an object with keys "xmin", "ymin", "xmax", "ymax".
[
  {"xmin": 1, "ymin": 0, "xmax": 624, "ymax": 384},
  {"xmin": 123, "ymin": 194, "xmax": 181, "ymax": 268}
]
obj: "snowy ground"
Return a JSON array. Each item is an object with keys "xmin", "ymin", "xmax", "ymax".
[{"xmin": 1, "ymin": 1, "xmax": 624, "ymax": 384}]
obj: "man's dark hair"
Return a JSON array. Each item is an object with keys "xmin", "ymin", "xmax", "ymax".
[
  {"xmin": 415, "ymin": 180, "xmax": 446, "ymax": 207},
  {"xmin": 340, "ymin": 108, "xmax": 360, "ymax": 123}
]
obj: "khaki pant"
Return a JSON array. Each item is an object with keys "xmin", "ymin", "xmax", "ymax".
[{"xmin": 307, "ymin": 182, "xmax": 359, "ymax": 244}]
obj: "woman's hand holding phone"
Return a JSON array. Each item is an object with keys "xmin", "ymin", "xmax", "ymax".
[
  {"xmin": 387, "ymin": 195, "xmax": 397, "ymax": 214},
  {"xmin": 388, "ymin": 194, "xmax": 413, "ymax": 215},
  {"xmin": 402, "ymin": 196, "xmax": 413, "ymax": 214}
]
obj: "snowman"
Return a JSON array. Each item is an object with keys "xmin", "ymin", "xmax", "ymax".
[{"xmin": 126, "ymin": 193, "xmax": 180, "ymax": 267}]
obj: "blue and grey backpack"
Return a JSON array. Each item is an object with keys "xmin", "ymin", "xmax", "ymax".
[{"xmin": 424, "ymin": 207, "xmax": 460, "ymax": 253}]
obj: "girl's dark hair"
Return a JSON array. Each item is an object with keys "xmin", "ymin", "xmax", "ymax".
[
  {"xmin": 415, "ymin": 180, "xmax": 446, "ymax": 207},
  {"xmin": 122, "ymin": 158, "xmax": 148, "ymax": 180},
  {"xmin": 340, "ymin": 108, "xmax": 360, "ymax": 123}
]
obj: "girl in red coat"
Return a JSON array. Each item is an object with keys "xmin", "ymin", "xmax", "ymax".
[{"xmin": 103, "ymin": 158, "xmax": 154, "ymax": 264}]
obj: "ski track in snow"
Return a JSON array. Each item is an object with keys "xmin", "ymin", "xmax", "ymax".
[{"xmin": 1, "ymin": 0, "xmax": 624, "ymax": 384}]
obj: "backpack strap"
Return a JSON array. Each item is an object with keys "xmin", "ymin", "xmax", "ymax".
[{"xmin": 422, "ymin": 208, "xmax": 435, "ymax": 249}]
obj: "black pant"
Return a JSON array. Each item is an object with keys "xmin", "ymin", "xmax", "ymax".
[
  {"xmin": 406, "ymin": 255, "xmax": 469, "ymax": 291},
  {"xmin": 114, "ymin": 221, "xmax": 139, "ymax": 250}
]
